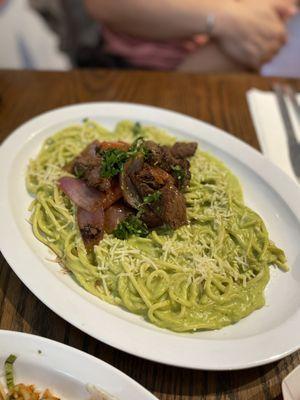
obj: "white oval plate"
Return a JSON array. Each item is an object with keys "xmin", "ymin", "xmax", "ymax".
[
  {"xmin": 0, "ymin": 103, "xmax": 300, "ymax": 371},
  {"xmin": 0, "ymin": 330, "xmax": 156, "ymax": 399}
]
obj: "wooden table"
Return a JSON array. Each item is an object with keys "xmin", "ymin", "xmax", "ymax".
[{"xmin": 0, "ymin": 70, "xmax": 299, "ymax": 400}]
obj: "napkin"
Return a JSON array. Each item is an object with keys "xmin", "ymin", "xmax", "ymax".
[
  {"xmin": 282, "ymin": 365, "xmax": 300, "ymax": 400},
  {"xmin": 246, "ymin": 88, "xmax": 300, "ymax": 183}
]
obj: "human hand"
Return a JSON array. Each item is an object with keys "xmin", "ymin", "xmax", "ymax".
[
  {"xmin": 240, "ymin": 0, "xmax": 298, "ymax": 21},
  {"xmin": 214, "ymin": 1, "xmax": 288, "ymax": 69}
]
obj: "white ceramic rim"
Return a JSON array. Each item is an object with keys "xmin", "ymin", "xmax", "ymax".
[
  {"xmin": 0, "ymin": 102, "xmax": 300, "ymax": 370},
  {"xmin": 0, "ymin": 330, "xmax": 157, "ymax": 399}
]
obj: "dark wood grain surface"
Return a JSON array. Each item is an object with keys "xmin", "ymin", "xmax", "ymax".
[{"xmin": 0, "ymin": 70, "xmax": 299, "ymax": 400}]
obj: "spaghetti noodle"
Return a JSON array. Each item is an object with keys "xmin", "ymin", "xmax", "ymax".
[{"xmin": 26, "ymin": 120, "xmax": 288, "ymax": 332}]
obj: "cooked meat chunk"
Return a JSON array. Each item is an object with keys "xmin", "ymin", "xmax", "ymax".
[
  {"xmin": 65, "ymin": 137, "xmax": 196, "ymax": 240},
  {"xmin": 121, "ymin": 157, "xmax": 187, "ymax": 229},
  {"xmin": 120, "ymin": 156, "xmax": 144, "ymax": 209},
  {"xmin": 143, "ymin": 140, "xmax": 163, "ymax": 167},
  {"xmin": 104, "ymin": 201, "xmax": 132, "ymax": 233},
  {"xmin": 132, "ymin": 164, "xmax": 170, "ymax": 195},
  {"xmin": 160, "ymin": 182, "xmax": 187, "ymax": 228},
  {"xmin": 64, "ymin": 140, "xmax": 100, "ymax": 173},
  {"xmin": 77, "ymin": 206, "xmax": 104, "ymax": 249},
  {"xmin": 65, "ymin": 140, "xmax": 109, "ymax": 190},
  {"xmin": 170, "ymin": 142, "xmax": 197, "ymax": 159},
  {"xmin": 134, "ymin": 169, "xmax": 187, "ymax": 228},
  {"xmin": 100, "ymin": 141, "xmax": 130, "ymax": 152},
  {"xmin": 143, "ymin": 140, "xmax": 194, "ymax": 189},
  {"xmin": 65, "ymin": 140, "xmax": 130, "ymax": 191},
  {"xmin": 84, "ymin": 167, "xmax": 111, "ymax": 191},
  {"xmin": 140, "ymin": 206, "xmax": 163, "ymax": 228},
  {"xmin": 100, "ymin": 177, "xmax": 123, "ymax": 209},
  {"xmin": 168, "ymin": 157, "xmax": 191, "ymax": 190}
]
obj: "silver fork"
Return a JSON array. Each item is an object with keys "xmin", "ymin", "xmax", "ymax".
[
  {"xmin": 285, "ymin": 84, "xmax": 300, "ymax": 128},
  {"xmin": 272, "ymin": 83, "xmax": 300, "ymax": 179}
]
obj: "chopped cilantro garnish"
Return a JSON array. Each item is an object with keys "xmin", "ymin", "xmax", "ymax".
[
  {"xmin": 127, "ymin": 137, "xmax": 149, "ymax": 159},
  {"xmin": 132, "ymin": 121, "xmax": 142, "ymax": 136},
  {"xmin": 100, "ymin": 138, "xmax": 149, "ymax": 178},
  {"xmin": 100, "ymin": 149, "xmax": 128, "ymax": 178},
  {"xmin": 113, "ymin": 216, "xmax": 149, "ymax": 240},
  {"xmin": 171, "ymin": 165, "xmax": 186, "ymax": 187},
  {"xmin": 74, "ymin": 164, "xmax": 86, "ymax": 178},
  {"xmin": 143, "ymin": 191, "xmax": 161, "ymax": 204}
]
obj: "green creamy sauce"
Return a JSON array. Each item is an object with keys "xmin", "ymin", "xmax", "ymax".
[{"xmin": 26, "ymin": 120, "xmax": 288, "ymax": 332}]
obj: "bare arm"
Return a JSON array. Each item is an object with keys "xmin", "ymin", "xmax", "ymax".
[
  {"xmin": 84, "ymin": 0, "xmax": 224, "ymax": 40},
  {"xmin": 85, "ymin": 0, "xmax": 294, "ymax": 70}
]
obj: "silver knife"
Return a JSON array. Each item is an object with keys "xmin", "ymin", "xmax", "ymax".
[{"xmin": 272, "ymin": 83, "xmax": 300, "ymax": 179}]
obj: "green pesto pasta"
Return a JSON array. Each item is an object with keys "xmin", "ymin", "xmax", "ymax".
[{"xmin": 26, "ymin": 120, "xmax": 288, "ymax": 332}]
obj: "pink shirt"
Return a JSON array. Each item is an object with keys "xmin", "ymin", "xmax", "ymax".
[{"xmin": 102, "ymin": 27, "xmax": 207, "ymax": 70}]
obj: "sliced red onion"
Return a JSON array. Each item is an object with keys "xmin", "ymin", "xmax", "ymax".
[{"xmin": 58, "ymin": 177, "xmax": 104, "ymax": 212}]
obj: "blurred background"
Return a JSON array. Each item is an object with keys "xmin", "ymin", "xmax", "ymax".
[{"xmin": 0, "ymin": 0, "xmax": 299, "ymax": 77}]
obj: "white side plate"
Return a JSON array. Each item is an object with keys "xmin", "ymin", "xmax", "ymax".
[
  {"xmin": 0, "ymin": 102, "xmax": 300, "ymax": 370},
  {"xmin": 0, "ymin": 330, "xmax": 156, "ymax": 399}
]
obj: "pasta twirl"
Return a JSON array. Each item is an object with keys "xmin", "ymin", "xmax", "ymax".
[{"xmin": 26, "ymin": 120, "xmax": 288, "ymax": 332}]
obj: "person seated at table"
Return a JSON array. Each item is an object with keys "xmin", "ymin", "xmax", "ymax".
[{"xmin": 84, "ymin": 0, "xmax": 298, "ymax": 72}]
